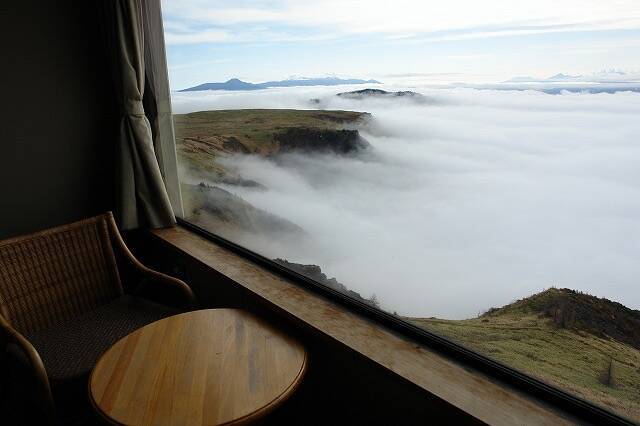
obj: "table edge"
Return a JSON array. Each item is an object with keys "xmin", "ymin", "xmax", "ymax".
[{"xmin": 88, "ymin": 308, "xmax": 308, "ymax": 426}]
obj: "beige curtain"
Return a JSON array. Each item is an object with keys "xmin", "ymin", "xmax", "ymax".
[
  {"xmin": 142, "ymin": 0, "xmax": 184, "ymax": 218},
  {"xmin": 104, "ymin": 0, "xmax": 175, "ymax": 229}
]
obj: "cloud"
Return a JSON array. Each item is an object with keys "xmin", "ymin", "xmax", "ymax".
[
  {"xmin": 164, "ymin": 28, "xmax": 230, "ymax": 44},
  {"xmin": 161, "ymin": 0, "xmax": 640, "ymax": 44},
  {"xmin": 172, "ymin": 84, "xmax": 640, "ymax": 319},
  {"xmin": 399, "ymin": 20, "xmax": 640, "ymax": 43},
  {"xmin": 168, "ymin": 58, "xmax": 231, "ymax": 71}
]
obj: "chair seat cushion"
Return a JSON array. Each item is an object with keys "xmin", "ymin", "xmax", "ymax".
[{"xmin": 26, "ymin": 295, "xmax": 180, "ymax": 383}]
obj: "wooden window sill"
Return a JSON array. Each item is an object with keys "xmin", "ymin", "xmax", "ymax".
[{"xmin": 151, "ymin": 225, "xmax": 578, "ymax": 425}]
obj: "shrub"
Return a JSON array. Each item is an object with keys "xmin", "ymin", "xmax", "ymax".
[
  {"xmin": 599, "ymin": 357, "xmax": 616, "ymax": 388},
  {"xmin": 551, "ymin": 302, "xmax": 576, "ymax": 329}
]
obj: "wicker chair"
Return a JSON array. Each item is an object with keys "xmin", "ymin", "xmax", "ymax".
[{"xmin": 0, "ymin": 212, "xmax": 196, "ymax": 424}]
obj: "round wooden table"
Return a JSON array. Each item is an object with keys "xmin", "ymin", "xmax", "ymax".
[{"xmin": 90, "ymin": 309, "xmax": 307, "ymax": 425}]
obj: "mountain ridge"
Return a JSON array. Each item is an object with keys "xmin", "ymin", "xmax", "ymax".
[
  {"xmin": 482, "ymin": 287, "xmax": 640, "ymax": 349},
  {"xmin": 180, "ymin": 77, "xmax": 381, "ymax": 92},
  {"xmin": 336, "ymin": 88, "xmax": 424, "ymax": 99}
]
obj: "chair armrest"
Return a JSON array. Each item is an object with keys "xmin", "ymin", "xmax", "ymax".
[
  {"xmin": 0, "ymin": 315, "xmax": 56, "ymax": 425},
  {"xmin": 132, "ymin": 268, "xmax": 197, "ymax": 311},
  {"xmin": 104, "ymin": 213, "xmax": 197, "ymax": 310}
]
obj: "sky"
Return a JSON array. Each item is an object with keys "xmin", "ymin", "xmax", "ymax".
[{"xmin": 160, "ymin": 0, "xmax": 640, "ymax": 89}]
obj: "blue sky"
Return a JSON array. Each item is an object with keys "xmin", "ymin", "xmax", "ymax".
[{"xmin": 160, "ymin": 0, "xmax": 640, "ymax": 90}]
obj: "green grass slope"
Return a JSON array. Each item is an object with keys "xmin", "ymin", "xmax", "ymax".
[
  {"xmin": 173, "ymin": 109, "xmax": 370, "ymax": 176},
  {"xmin": 174, "ymin": 109, "xmax": 371, "ymax": 242},
  {"xmin": 410, "ymin": 289, "xmax": 640, "ymax": 421}
]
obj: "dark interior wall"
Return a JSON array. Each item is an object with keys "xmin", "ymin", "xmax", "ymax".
[{"xmin": 0, "ymin": 1, "xmax": 117, "ymax": 239}]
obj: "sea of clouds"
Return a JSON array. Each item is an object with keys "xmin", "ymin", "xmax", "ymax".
[{"xmin": 172, "ymin": 83, "xmax": 640, "ymax": 319}]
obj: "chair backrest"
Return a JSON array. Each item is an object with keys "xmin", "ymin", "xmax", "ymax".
[{"xmin": 0, "ymin": 214, "xmax": 124, "ymax": 334}]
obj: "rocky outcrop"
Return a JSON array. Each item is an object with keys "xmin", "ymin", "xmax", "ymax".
[
  {"xmin": 274, "ymin": 259, "xmax": 379, "ymax": 308},
  {"xmin": 337, "ymin": 88, "xmax": 426, "ymax": 101},
  {"xmin": 222, "ymin": 136, "xmax": 251, "ymax": 154},
  {"xmin": 273, "ymin": 127, "xmax": 370, "ymax": 155}
]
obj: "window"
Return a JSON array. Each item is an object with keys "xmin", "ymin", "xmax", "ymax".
[{"xmin": 159, "ymin": 1, "xmax": 640, "ymax": 422}]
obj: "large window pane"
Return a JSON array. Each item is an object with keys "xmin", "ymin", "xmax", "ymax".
[{"xmin": 161, "ymin": 1, "xmax": 640, "ymax": 420}]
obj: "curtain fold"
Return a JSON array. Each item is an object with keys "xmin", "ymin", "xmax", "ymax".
[
  {"xmin": 104, "ymin": 0, "xmax": 175, "ymax": 230},
  {"xmin": 141, "ymin": 0, "xmax": 184, "ymax": 217}
]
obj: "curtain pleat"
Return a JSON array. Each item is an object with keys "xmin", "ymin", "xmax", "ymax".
[
  {"xmin": 141, "ymin": 0, "xmax": 184, "ymax": 217},
  {"xmin": 103, "ymin": 0, "xmax": 175, "ymax": 230}
]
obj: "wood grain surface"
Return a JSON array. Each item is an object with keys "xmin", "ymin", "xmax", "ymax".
[{"xmin": 90, "ymin": 309, "xmax": 307, "ymax": 426}]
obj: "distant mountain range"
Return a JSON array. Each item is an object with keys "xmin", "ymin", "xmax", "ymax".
[
  {"xmin": 504, "ymin": 70, "xmax": 640, "ymax": 84},
  {"xmin": 503, "ymin": 73, "xmax": 585, "ymax": 83},
  {"xmin": 180, "ymin": 77, "xmax": 381, "ymax": 92}
]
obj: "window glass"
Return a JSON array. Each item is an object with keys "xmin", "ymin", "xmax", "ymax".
[{"xmin": 161, "ymin": 1, "xmax": 640, "ymax": 420}]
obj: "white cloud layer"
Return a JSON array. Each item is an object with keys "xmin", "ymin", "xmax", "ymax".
[
  {"xmin": 161, "ymin": 0, "xmax": 640, "ymax": 44},
  {"xmin": 172, "ymin": 84, "xmax": 640, "ymax": 319}
]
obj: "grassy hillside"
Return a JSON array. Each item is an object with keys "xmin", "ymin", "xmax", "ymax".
[
  {"xmin": 174, "ymin": 109, "xmax": 371, "ymax": 247},
  {"xmin": 410, "ymin": 288, "xmax": 640, "ymax": 421},
  {"xmin": 182, "ymin": 182, "xmax": 303, "ymax": 237},
  {"xmin": 173, "ymin": 109, "xmax": 370, "ymax": 176}
]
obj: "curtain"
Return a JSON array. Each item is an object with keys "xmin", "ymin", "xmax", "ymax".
[
  {"xmin": 103, "ymin": 0, "xmax": 175, "ymax": 229},
  {"xmin": 141, "ymin": 0, "xmax": 184, "ymax": 218}
]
